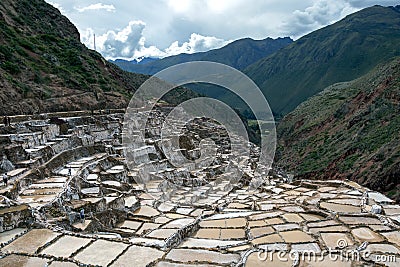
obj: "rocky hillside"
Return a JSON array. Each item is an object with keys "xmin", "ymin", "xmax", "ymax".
[
  {"xmin": 276, "ymin": 58, "xmax": 400, "ymax": 201},
  {"xmin": 245, "ymin": 5, "xmax": 400, "ymax": 117},
  {"xmin": 113, "ymin": 37, "xmax": 293, "ymax": 74},
  {"xmin": 0, "ymin": 0, "xmax": 195, "ymax": 115}
]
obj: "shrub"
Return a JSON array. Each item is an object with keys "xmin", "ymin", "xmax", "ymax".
[{"xmin": 1, "ymin": 62, "xmax": 21, "ymax": 74}]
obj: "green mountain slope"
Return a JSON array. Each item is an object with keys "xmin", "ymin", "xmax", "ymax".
[
  {"xmin": 276, "ymin": 58, "xmax": 400, "ymax": 201},
  {"xmin": 245, "ymin": 5, "xmax": 400, "ymax": 117},
  {"xmin": 0, "ymin": 0, "xmax": 196, "ymax": 115},
  {"xmin": 113, "ymin": 37, "xmax": 293, "ymax": 74}
]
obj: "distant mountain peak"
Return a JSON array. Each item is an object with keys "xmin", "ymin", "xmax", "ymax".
[
  {"xmin": 113, "ymin": 36, "xmax": 293, "ymax": 75},
  {"xmin": 244, "ymin": 4, "xmax": 400, "ymax": 116}
]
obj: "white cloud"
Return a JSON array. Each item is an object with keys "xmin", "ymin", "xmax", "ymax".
[
  {"xmin": 76, "ymin": 3, "xmax": 116, "ymax": 13},
  {"xmin": 91, "ymin": 21, "xmax": 157, "ymax": 58},
  {"xmin": 282, "ymin": 0, "xmax": 357, "ymax": 38},
  {"xmin": 47, "ymin": 0, "xmax": 398, "ymax": 58},
  {"xmin": 165, "ymin": 33, "xmax": 231, "ymax": 55},
  {"xmin": 82, "ymin": 21, "xmax": 231, "ymax": 60}
]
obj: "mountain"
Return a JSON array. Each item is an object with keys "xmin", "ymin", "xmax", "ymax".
[
  {"xmin": 244, "ymin": 5, "xmax": 400, "ymax": 117},
  {"xmin": 112, "ymin": 37, "xmax": 293, "ymax": 74},
  {"xmin": 0, "ymin": 0, "xmax": 195, "ymax": 115},
  {"xmin": 276, "ymin": 58, "xmax": 400, "ymax": 201}
]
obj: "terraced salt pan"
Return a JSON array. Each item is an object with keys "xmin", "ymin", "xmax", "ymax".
[
  {"xmin": 0, "ymin": 254, "xmax": 49, "ymax": 267},
  {"xmin": 206, "ymin": 211, "xmax": 259, "ymax": 220},
  {"xmin": 28, "ymin": 183, "xmax": 65, "ymax": 189},
  {"xmin": 265, "ymin": 217, "xmax": 284, "ymax": 225},
  {"xmin": 166, "ymin": 213, "xmax": 189, "ymax": 219},
  {"xmin": 339, "ymin": 216, "xmax": 381, "ymax": 225},
  {"xmin": 147, "ymin": 229, "xmax": 177, "ymax": 239},
  {"xmin": 309, "ymin": 225, "xmax": 349, "ymax": 234},
  {"xmin": 320, "ymin": 232, "xmax": 354, "ymax": 249},
  {"xmin": 38, "ymin": 177, "xmax": 67, "ymax": 183},
  {"xmin": 248, "ymin": 220, "xmax": 267, "ymax": 227},
  {"xmin": 195, "ymin": 229, "xmax": 220, "ymax": 239},
  {"xmin": 307, "ymin": 220, "xmax": 339, "ymax": 228},
  {"xmin": 102, "ymin": 180, "xmax": 122, "ymax": 187},
  {"xmin": 218, "ymin": 229, "xmax": 246, "ymax": 239},
  {"xmin": 280, "ymin": 230, "xmax": 314, "ymax": 243},
  {"xmin": 282, "ymin": 213, "xmax": 304, "ymax": 222},
  {"xmin": 351, "ymin": 227, "xmax": 385, "ymax": 242},
  {"xmin": 22, "ymin": 188, "xmax": 63, "ymax": 195},
  {"xmin": 2, "ymin": 229, "xmax": 60, "ymax": 254},
  {"xmin": 280, "ymin": 205, "xmax": 305, "ymax": 212},
  {"xmin": 153, "ymin": 216, "xmax": 170, "ymax": 224},
  {"xmin": 49, "ymin": 261, "xmax": 79, "ymax": 267},
  {"xmin": 318, "ymin": 186, "xmax": 338, "ymax": 193},
  {"xmin": 176, "ymin": 207, "xmax": 194, "ymax": 215},
  {"xmin": 369, "ymin": 224, "xmax": 392, "ymax": 231},
  {"xmin": 320, "ymin": 202, "xmax": 361, "ymax": 213},
  {"xmin": 156, "ymin": 262, "xmax": 215, "ymax": 267},
  {"xmin": 273, "ymin": 223, "xmax": 300, "ymax": 231},
  {"xmin": 327, "ymin": 198, "xmax": 361, "ymax": 205},
  {"xmin": 258, "ymin": 243, "xmax": 288, "ymax": 251},
  {"xmin": 384, "ymin": 205, "xmax": 400, "ymax": 215},
  {"xmin": 137, "ymin": 223, "xmax": 161, "ymax": 235},
  {"xmin": 130, "ymin": 237, "xmax": 166, "ymax": 247},
  {"xmin": 249, "ymin": 211, "xmax": 283, "ymax": 220},
  {"xmin": 40, "ymin": 235, "xmax": 92, "ymax": 257},
  {"xmin": 291, "ymin": 242, "xmax": 321, "ymax": 253},
  {"xmin": 134, "ymin": 205, "xmax": 160, "ymax": 218},
  {"xmin": 252, "ymin": 234, "xmax": 284, "ymax": 245},
  {"xmin": 0, "ymin": 228, "xmax": 26, "ymax": 245},
  {"xmin": 365, "ymin": 243, "xmax": 400, "ymax": 254},
  {"xmin": 163, "ymin": 218, "xmax": 194, "ymax": 228},
  {"xmin": 74, "ymin": 239, "xmax": 128, "ymax": 266},
  {"xmin": 124, "ymin": 196, "xmax": 138, "ymax": 208},
  {"xmin": 368, "ymin": 192, "xmax": 394, "ymax": 204},
  {"xmin": 86, "ymin": 174, "xmax": 98, "ymax": 181},
  {"xmin": 382, "ymin": 231, "xmax": 400, "ymax": 246},
  {"xmin": 118, "ymin": 220, "xmax": 142, "ymax": 230},
  {"xmin": 80, "ymin": 187, "xmax": 99, "ymax": 195},
  {"xmin": 200, "ymin": 218, "xmax": 247, "ymax": 228},
  {"xmin": 157, "ymin": 203, "xmax": 175, "ymax": 212},
  {"xmin": 111, "ymin": 245, "xmax": 165, "ymax": 267},
  {"xmin": 166, "ymin": 248, "xmax": 240, "ymax": 265},
  {"xmin": 179, "ymin": 238, "xmax": 244, "ymax": 248},
  {"xmin": 249, "ymin": 226, "xmax": 274, "ymax": 238}
]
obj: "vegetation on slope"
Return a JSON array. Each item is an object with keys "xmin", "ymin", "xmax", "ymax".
[
  {"xmin": 276, "ymin": 58, "xmax": 400, "ymax": 201},
  {"xmin": 245, "ymin": 5, "xmax": 400, "ymax": 117},
  {"xmin": 0, "ymin": 0, "xmax": 195, "ymax": 115}
]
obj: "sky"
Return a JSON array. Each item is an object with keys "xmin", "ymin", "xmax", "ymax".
[{"xmin": 45, "ymin": 0, "xmax": 399, "ymax": 60}]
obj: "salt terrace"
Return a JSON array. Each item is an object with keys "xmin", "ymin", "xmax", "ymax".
[{"xmin": 0, "ymin": 107, "xmax": 399, "ymax": 266}]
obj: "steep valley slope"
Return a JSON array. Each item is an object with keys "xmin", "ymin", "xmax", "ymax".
[
  {"xmin": 0, "ymin": 0, "xmax": 195, "ymax": 115},
  {"xmin": 277, "ymin": 58, "xmax": 400, "ymax": 201},
  {"xmin": 245, "ymin": 5, "xmax": 400, "ymax": 117}
]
